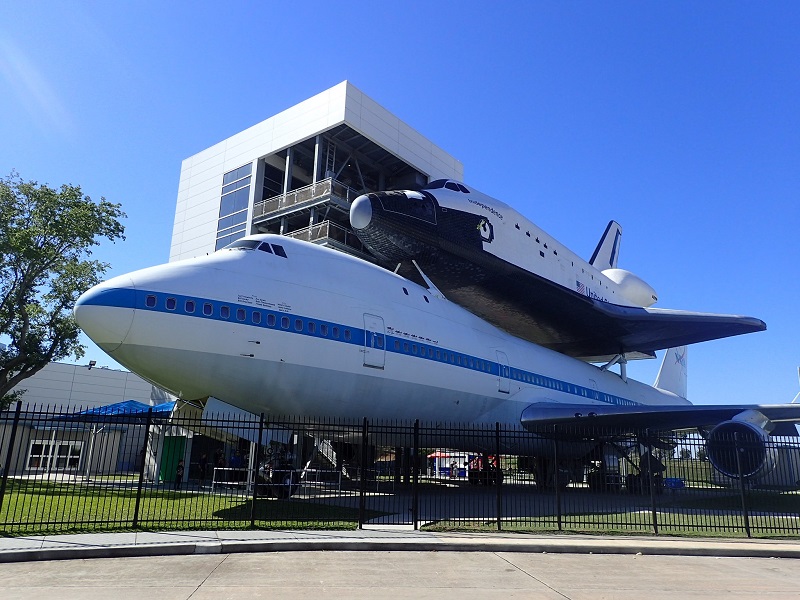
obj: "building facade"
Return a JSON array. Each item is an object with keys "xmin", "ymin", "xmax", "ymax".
[{"xmin": 170, "ymin": 81, "xmax": 463, "ymax": 261}]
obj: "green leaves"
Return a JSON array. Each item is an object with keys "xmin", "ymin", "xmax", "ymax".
[{"xmin": 0, "ymin": 172, "xmax": 126, "ymax": 408}]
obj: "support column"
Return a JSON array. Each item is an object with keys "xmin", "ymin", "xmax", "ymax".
[
  {"xmin": 283, "ymin": 148, "xmax": 294, "ymax": 195},
  {"xmin": 312, "ymin": 135, "xmax": 321, "ymax": 185}
]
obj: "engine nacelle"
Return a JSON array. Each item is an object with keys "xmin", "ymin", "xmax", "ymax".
[
  {"xmin": 601, "ymin": 269, "xmax": 658, "ymax": 307},
  {"xmin": 706, "ymin": 410, "xmax": 777, "ymax": 479}
]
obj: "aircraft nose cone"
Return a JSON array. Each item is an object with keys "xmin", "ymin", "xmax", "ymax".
[
  {"xmin": 73, "ymin": 276, "xmax": 137, "ymax": 353},
  {"xmin": 350, "ymin": 194, "xmax": 373, "ymax": 230}
]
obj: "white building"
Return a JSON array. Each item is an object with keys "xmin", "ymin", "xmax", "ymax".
[
  {"xmin": 9, "ymin": 362, "xmax": 168, "ymax": 410},
  {"xmin": 170, "ymin": 80, "xmax": 463, "ymax": 261}
]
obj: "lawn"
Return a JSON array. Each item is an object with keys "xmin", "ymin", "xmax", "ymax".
[{"xmin": 0, "ymin": 479, "xmax": 370, "ymax": 536}]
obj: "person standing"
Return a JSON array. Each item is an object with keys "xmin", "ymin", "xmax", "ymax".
[{"xmin": 175, "ymin": 459, "xmax": 185, "ymax": 490}]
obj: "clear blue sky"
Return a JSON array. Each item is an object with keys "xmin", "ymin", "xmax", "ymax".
[{"xmin": 1, "ymin": 1, "xmax": 798, "ymax": 406}]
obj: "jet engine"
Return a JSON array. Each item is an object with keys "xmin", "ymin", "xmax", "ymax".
[
  {"xmin": 705, "ymin": 410, "xmax": 777, "ymax": 479},
  {"xmin": 601, "ymin": 269, "xmax": 658, "ymax": 307}
]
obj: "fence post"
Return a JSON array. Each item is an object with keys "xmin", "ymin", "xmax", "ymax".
[
  {"xmin": 250, "ymin": 413, "xmax": 265, "ymax": 528},
  {"xmin": 553, "ymin": 424, "xmax": 562, "ymax": 531},
  {"xmin": 495, "ymin": 422, "xmax": 503, "ymax": 531},
  {"xmin": 646, "ymin": 429, "xmax": 659, "ymax": 535},
  {"xmin": 0, "ymin": 401, "xmax": 22, "ymax": 516},
  {"xmin": 734, "ymin": 432, "xmax": 752, "ymax": 538},
  {"xmin": 132, "ymin": 408, "xmax": 153, "ymax": 529},
  {"xmin": 412, "ymin": 419, "xmax": 419, "ymax": 530},
  {"xmin": 358, "ymin": 417, "xmax": 368, "ymax": 529}
]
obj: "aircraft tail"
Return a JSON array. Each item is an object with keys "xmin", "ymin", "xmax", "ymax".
[
  {"xmin": 589, "ymin": 221, "xmax": 622, "ymax": 270},
  {"xmin": 654, "ymin": 346, "xmax": 688, "ymax": 399}
]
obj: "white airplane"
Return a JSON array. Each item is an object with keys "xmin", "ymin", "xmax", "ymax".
[
  {"xmin": 74, "ymin": 234, "xmax": 800, "ymax": 483},
  {"xmin": 349, "ymin": 180, "xmax": 766, "ymax": 363}
]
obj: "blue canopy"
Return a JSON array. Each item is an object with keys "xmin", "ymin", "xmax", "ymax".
[{"xmin": 59, "ymin": 400, "xmax": 176, "ymax": 422}]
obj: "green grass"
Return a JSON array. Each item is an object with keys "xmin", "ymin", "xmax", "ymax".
[{"xmin": 0, "ymin": 480, "xmax": 375, "ymax": 536}]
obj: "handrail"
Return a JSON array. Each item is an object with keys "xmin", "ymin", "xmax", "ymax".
[
  {"xmin": 286, "ymin": 220, "xmax": 367, "ymax": 253},
  {"xmin": 253, "ymin": 178, "xmax": 361, "ymax": 219}
]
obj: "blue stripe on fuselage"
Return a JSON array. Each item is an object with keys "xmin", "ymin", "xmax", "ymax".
[{"xmin": 91, "ymin": 288, "xmax": 642, "ymax": 408}]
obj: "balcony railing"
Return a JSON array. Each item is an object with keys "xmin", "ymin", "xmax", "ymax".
[
  {"xmin": 286, "ymin": 220, "xmax": 368, "ymax": 255},
  {"xmin": 252, "ymin": 178, "xmax": 361, "ymax": 221}
]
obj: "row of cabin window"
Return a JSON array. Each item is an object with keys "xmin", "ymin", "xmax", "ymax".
[
  {"xmin": 392, "ymin": 339, "xmax": 493, "ymax": 372},
  {"xmin": 145, "ymin": 295, "xmax": 352, "ymax": 340}
]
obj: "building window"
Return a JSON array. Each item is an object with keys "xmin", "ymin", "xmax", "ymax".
[
  {"xmin": 215, "ymin": 163, "xmax": 252, "ymax": 251},
  {"xmin": 27, "ymin": 441, "xmax": 82, "ymax": 471}
]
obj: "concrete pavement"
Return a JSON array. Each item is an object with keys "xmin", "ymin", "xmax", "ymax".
[{"xmin": 1, "ymin": 530, "xmax": 800, "ymax": 599}]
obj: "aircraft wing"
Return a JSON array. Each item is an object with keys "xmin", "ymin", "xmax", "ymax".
[
  {"xmin": 400, "ymin": 257, "xmax": 766, "ymax": 362},
  {"xmin": 520, "ymin": 402, "xmax": 800, "ymax": 432},
  {"xmin": 580, "ymin": 302, "xmax": 767, "ymax": 360}
]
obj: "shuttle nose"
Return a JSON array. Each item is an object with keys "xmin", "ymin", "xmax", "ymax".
[
  {"xmin": 73, "ymin": 277, "xmax": 137, "ymax": 353},
  {"xmin": 350, "ymin": 194, "xmax": 373, "ymax": 230}
]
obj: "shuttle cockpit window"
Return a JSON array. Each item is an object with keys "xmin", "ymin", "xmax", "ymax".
[
  {"xmin": 422, "ymin": 179, "xmax": 470, "ymax": 194},
  {"xmin": 424, "ymin": 179, "xmax": 448, "ymax": 189}
]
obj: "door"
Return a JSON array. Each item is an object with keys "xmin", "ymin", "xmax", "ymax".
[
  {"xmin": 363, "ymin": 313, "xmax": 386, "ymax": 369},
  {"xmin": 159, "ymin": 436, "xmax": 186, "ymax": 483},
  {"xmin": 496, "ymin": 350, "xmax": 510, "ymax": 393}
]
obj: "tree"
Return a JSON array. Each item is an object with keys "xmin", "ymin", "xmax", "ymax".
[{"xmin": 0, "ymin": 172, "xmax": 125, "ymax": 408}]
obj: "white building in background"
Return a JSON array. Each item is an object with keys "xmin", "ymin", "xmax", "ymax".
[
  {"xmin": 171, "ymin": 80, "xmax": 462, "ymax": 261},
  {"xmin": 8, "ymin": 362, "xmax": 170, "ymax": 410}
]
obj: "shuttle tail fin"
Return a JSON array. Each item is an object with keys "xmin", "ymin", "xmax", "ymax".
[
  {"xmin": 590, "ymin": 221, "xmax": 623, "ymax": 270},
  {"xmin": 654, "ymin": 346, "xmax": 688, "ymax": 399}
]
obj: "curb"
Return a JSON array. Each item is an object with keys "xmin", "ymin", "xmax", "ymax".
[{"xmin": 2, "ymin": 536, "xmax": 800, "ymax": 563}]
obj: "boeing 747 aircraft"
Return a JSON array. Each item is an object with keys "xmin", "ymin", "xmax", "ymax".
[
  {"xmin": 75, "ymin": 235, "xmax": 799, "ymax": 483},
  {"xmin": 349, "ymin": 180, "xmax": 766, "ymax": 362}
]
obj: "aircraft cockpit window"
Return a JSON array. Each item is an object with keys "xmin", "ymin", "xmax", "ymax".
[
  {"xmin": 424, "ymin": 179, "xmax": 447, "ymax": 189},
  {"xmin": 224, "ymin": 239, "xmax": 260, "ymax": 251},
  {"xmin": 456, "ymin": 183, "xmax": 470, "ymax": 193},
  {"xmin": 258, "ymin": 242, "xmax": 273, "ymax": 253},
  {"xmin": 445, "ymin": 182, "xmax": 460, "ymax": 191},
  {"xmin": 271, "ymin": 244, "xmax": 287, "ymax": 258}
]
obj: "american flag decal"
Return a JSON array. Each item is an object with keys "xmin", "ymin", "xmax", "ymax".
[{"xmin": 576, "ymin": 281, "xmax": 586, "ymax": 295}]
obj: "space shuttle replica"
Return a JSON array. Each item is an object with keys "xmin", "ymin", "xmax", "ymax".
[{"xmin": 349, "ymin": 179, "xmax": 765, "ymax": 364}]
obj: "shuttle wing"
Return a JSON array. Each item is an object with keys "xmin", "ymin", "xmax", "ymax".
[{"xmin": 579, "ymin": 302, "xmax": 767, "ymax": 360}]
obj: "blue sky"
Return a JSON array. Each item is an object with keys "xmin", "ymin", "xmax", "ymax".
[{"xmin": 1, "ymin": 1, "xmax": 798, "ymax": 405}]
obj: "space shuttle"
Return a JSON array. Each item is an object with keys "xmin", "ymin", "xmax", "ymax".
[{"xmin": 349, "ymin": 180, "xmax": 765, "ymax": 363}]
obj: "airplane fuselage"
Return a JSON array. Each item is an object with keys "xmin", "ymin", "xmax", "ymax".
[{"xmin": 75, "ymin": 236, "xmax": 689, "ymax": 433}]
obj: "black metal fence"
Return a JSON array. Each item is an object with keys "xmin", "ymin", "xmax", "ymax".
[{"xmin": 1, "ymin": 402, "xmax": 799, "ymax": 538}]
